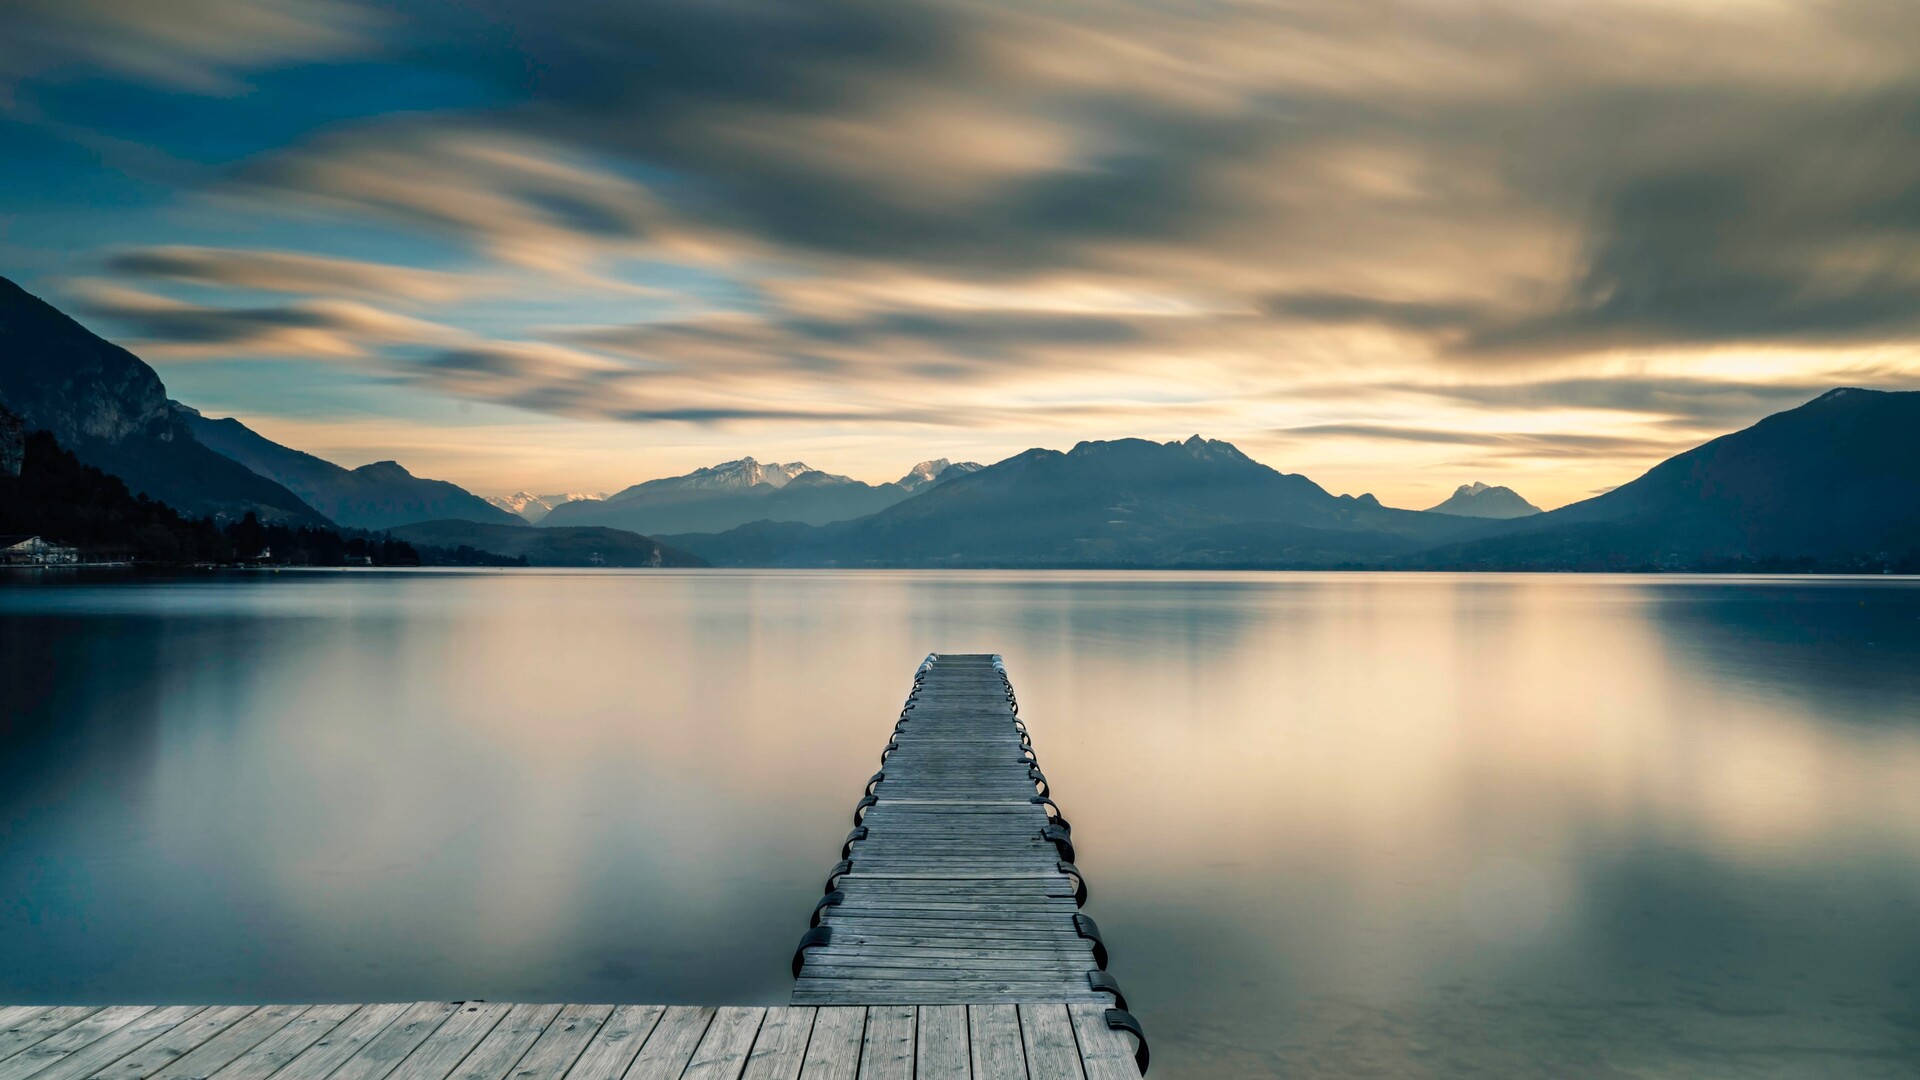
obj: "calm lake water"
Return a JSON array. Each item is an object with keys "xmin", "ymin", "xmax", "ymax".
[{"xmin": 2, "ymin": 570, "xmax": 1918, "ymax": 1077}]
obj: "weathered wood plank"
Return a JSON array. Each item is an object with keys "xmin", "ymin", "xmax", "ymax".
[
  {"xmin": 794, "ymin": 960, "xmax": 1098, "ymax": 980},
  {"xmin": 793, "ymin": 994, "xmax": 1107, "ymax": 1009},
  {"xmin": 379, "ymin": 1004, "xmax": 508, "ymax": 1080},
  {"xmin": 911, "ymin": 1008, "xmax": 967, "ymax": 1080},
  {"xmin": 558, "ymin": 1006, "xmax": 660, "ymax": 1080},
  {"xmin": 0, "ymin": 1009, "xmax": 102, "ymax": 1065},
  {"xmin": 736, "ymin": 1009, "xmax": 812, "ymax": 1080},
  {"xmin": 81, "ymin": 1006, "xmax": 262, "ymax": 1080},
  {"xmin": 622, "ymin": 1007, "xmax": 711, "ymax": 1080},
  {"xmin": 504, "ymin": 1005, "xmax": 610, "ymax": 1080},
  {"xmin": 677, "ymin": 1008, "xmax": 763, "ymax": 1080},
  {"xmin": 9, "ymin": 1008, "xmax": 204, "ymax": 1080},
  {"xmin": 798, "ymin": 986, "xmax": 1102, "ymax": 1003},
  {"xmin": 1064, "ymin": 1006, "xmax": 1138, "ymax": 1080},
  {"xmin": 851, "ymin": 1008, "xmax": 909, "ymax": 1080},
  {"xmin": 811, "ymin": 942, "xmax": 1094, "ymax": 959},
  {"xmin": 0, "ymin": 1007, "xmax": 152, "ymax": 1080},
  {"xmin": 147, "ymin": 1004, "xmax": 308, "ymax": 1080},
  {"xmin": 315, "ymin": 1002, "xmax": 458, "ymax": 1080},
  {"xmin": 808, "ymin": 954, "xmax": 1095, "ymax": 973},
  {"xmin": 443, "ymin": 1003, "xmax": 559, "ymax": 1080},
  {"xmin": 263, "ymin": 1002, "xmax": 412, "ymax": 1080},
  {"xmin": 202, "ymin": 1005, "xmax": 360, "ymax": 1080},
  {"xmin": 1016, "ymin": 1006, "xmax": 1084, "ymax": 1080},
  {"xmin": 967, "ymin": 1006, "xmax": 1026, "ymax": 1080},
  {"xmin": 794, "ymin": 1009, "xmax": 863, "ymax": 1080}
]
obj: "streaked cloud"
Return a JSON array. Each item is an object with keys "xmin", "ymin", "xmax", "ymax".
[
  {"xmin": 0, "ymin": 0, "xmax": 372, "ymax": 96},
  {"xmin": 105, "ymin": 247, "xmax": 494, "ymax": 305},
  {"xmin": 1279, "ymin": 423, "xmax": 1684, "ymax": 459},
  {"xmin": 70, "ymin": 281, "xmax": 456, "ymax": 359},
  {"xmin": 226, "ymin": 131, "xmax": 694, "ymax": 281},
  {"xmin": 6, "ymin": 0, "xmax": 1920, "ymax": 505}
]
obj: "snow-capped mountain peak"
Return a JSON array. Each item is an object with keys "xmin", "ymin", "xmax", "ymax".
[
  {"xmin": 898, "ymin": 458, "xmax": 983, "ymax": 491},
  {"xmin": 677, "ymin": 457, "xmax": 813, "ymax": 490},
  {"xmin": 1425, "ymin": 481, "xmax": 1542, "ymax": 519},
  {"xmin": 485, "ymin": 490, "xmax": 607, "ymax": 523}
]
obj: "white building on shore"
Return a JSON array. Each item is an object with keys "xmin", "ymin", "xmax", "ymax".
[{"xmin": 0, "ymin": 535, "xmax": 81, "ymax": 565}]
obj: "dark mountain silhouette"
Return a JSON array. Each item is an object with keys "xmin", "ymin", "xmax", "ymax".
[
  {"xmin": 1418, "ymin": 388, "xmax": 1920, "ymax": 568},
  {"xmin": 0, "ymin": 276, "xmax": 324, "ymax": 523},
  {"xmin": 663, "ymin": 435, "xmax": 1498, "ymax": 566},
  {"xmin": 180, "ymin": 406, "xmax": 524, "ymax": 530},
  {"xmin": 543, "ymin": 456, "xmax": 982, "ymax": 535},
  {"xmin": 1426, "ymin": 481, "xmax": 1542, "ymax": 518},
  {"xmin": 387, "ymin": 520, "xmax": 707, "ymax": 567},
  {"xmin": 0, "ymin": 410, "xmax": 523, "ymax": 566},
  {"xmin": 0, "ymin": 413, "xmax": 233, "ymax": 562}
]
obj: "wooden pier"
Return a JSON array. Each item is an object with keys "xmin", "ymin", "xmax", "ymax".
[
  {"xmin": 0, "ymin": 656, "xmax": 1145, "ymax": 1079},
  {"xmin": 792, "ymin": 655, "xmax": 1117, "ymax": 1006}
]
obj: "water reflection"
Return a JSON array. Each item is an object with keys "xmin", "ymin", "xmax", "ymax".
[{"xmin": 2, "ymin": 571, "xmax": 1917, "ymax": 1077}]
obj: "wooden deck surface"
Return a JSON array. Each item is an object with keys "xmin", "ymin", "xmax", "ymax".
[
  {"xmin": 0, "ymin": 1002, "xmax": 1140, "ymax": 1080},
  {"xmin": 792, "ymin": 655, "xmax": 1114, "ymax": 1009}
]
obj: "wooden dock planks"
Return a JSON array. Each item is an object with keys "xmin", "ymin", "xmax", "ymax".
[
  {"xmin": 0, "ymin": 1005, "xmax": 1137, "ymax": 1080},
  {"xmin": 792, "ymin": 654, "xmax": 1114, "ymax": 1008}
]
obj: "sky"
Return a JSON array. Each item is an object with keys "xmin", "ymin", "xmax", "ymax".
[{"xmin": 3, "ymin": 0, "xmax": 1919, "ymax": 509}]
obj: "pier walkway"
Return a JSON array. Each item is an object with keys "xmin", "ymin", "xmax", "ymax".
[
  {"xmin": 0, "ymin": 656, "xmax": 1145, "ymax": 1079},
  {"xmin": 791, "ymin": 655, "xmax": 1114, "ymax": 1006}
]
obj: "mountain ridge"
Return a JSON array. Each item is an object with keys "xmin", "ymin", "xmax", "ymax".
[
  {"xmin": 1412, "ymin": 387, "xmax": 1920, "ymax": 568},
  {"xmin": 0, "ymin": 276, "xmax": 326, "ymax": 523},
  {"xmin": 542, "ymin": 455, "xmax": 985, "ymax": 535},
  {"xmin": 659, "ymin": 396, "xmax": 1920, "ymax": 569},
  {"xmin": 660, "ymin": 434, "xmax": 1502, "ymax": 567},
  {"xmin": 180, "ymin": 407, "xmax": 525, "ymax": 531}
]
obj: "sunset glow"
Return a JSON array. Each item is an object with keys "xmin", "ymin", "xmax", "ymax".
[{"xmin": 6, "ymin": 0, "xmax": 1919, "ymax": 507}]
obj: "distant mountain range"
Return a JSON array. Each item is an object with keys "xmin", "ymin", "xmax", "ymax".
[
  {"xmin": 540, "ymin": 456, "xmax": 983, "ymax": 535},
  {"xmin": 658, "ymin": 435, "xmax": 1504, "ymax": 567},
  {"xmin": 484, "ymin": 490, "xmax": 607, "ymax": 523},
  {"xmin": 180, "ymin": 407, "xmax": 524, "ymax": 531},
  {"xmin": 665, "ymin": 394, "xmax": 1920, "ymax": 569},
  {"xmin": 5, "ymin": 275, "xmax": 1915, "ymax": 572},
  {"xmin": 385, "ymin": 520, "xmax": 705, "ymax": 567},
  {"xmin": 1427, "ymin": 482, "xmax": 1542, "ymax": 519}
]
